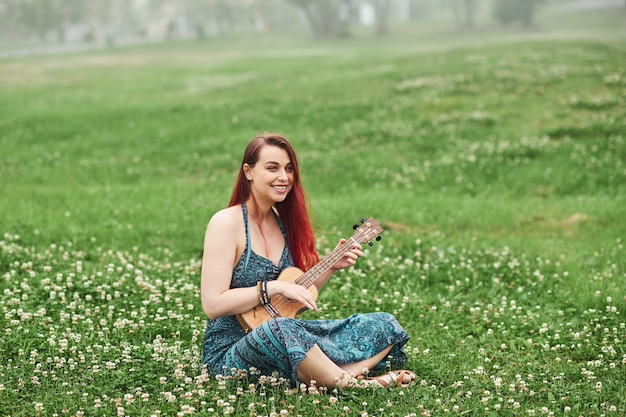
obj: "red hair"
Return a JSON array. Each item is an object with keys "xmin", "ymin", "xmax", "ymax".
[{"xmin": 228, "ymin": 133, "xmax": 319, "ymax": 271}]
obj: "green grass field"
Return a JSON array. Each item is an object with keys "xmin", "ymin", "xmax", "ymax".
[{"xmin": 1, "ymin": 7, "xmax": 625, "ymax": 417}]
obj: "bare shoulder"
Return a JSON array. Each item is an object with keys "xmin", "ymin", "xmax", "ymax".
[
  {"xmin": 205, "ymin": 205, "xmax": 243, "ymax": 236},
  {"xmin": 208, "ymin": 205, "xmax": 240, "ymax": 224}
]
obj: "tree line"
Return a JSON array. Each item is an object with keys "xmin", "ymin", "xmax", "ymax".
[{"xmin": 0, "ymin": 0, "xmax": 548, "ymax": 45}]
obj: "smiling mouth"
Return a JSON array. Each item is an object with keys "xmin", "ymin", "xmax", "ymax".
[{"xmin": 272, "ymin": 185, "xmax": 288, "ymax": 192}]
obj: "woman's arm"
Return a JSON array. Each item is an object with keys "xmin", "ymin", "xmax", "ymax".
[{"xmin": 200, "ymin": 209, "xmax": 261, "ymax": 320}]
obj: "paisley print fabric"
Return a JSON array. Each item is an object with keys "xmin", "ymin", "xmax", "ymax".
[{"xmin": 202, "ymin": 203, "xmax": 410, "ymax": 386}]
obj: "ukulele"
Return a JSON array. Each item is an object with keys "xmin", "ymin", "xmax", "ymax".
[{"xmin": 237, "ymin": 217, "xmax": 384, "ymax": 332}]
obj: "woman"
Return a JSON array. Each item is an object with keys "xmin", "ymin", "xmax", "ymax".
[{"xmin": 201, "ymin": 133, "xmax": 414, "ymax": 388}]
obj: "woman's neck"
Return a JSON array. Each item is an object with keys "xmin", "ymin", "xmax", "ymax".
[{"xmin": 246, "ymin": 197, "xmax": 273, "ymax": 223}]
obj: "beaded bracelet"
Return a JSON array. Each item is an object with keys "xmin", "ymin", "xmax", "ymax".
[
  {"xmin": 262, "ymin": 280, "xmax": 271, "ymax": 305},
  {"xmin": 257, "ymin": 281, "xmax": 264, "ymax": 304},
  {"xmin": 257, "ymin": 280, "xmax": 271, "ymax": 306}
]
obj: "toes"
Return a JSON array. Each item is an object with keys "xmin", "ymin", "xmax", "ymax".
[
  {"xmin": 395, "ymin": 370, "xmax": 416, "ymax": 386},
  {"xmin": 403, "ymin": 371, "xmax": 417, "ymax": 384}
]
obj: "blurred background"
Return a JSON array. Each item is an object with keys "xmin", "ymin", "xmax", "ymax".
[{"xmin": 1, "ymin": 0, "xmax": 623, "ymax": 56}]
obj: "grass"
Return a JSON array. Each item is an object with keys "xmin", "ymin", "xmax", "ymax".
[{"xmin": 1, "ymin": 8, "xmax": 625, "ymax": 417}]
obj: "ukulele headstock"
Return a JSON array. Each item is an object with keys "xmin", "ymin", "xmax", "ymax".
[{"xmin": 352, "ymin": 217, "xmax": 384, "ymax": 246}]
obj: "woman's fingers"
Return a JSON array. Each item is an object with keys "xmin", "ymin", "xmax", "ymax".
[
  {"xmin": 274, "ymin": 281, "xmax": 318, "ymax": 312},
  {"xmin": 297, "ymin": 285, "xmax": 318, "ymax": 312},
  {"xmin": 305, "ymin": 296, "xmax": 318, "ymax": 312},
  {"xmin": 334, "ymin": 239, "xmax": 363, "ymax": 266}
]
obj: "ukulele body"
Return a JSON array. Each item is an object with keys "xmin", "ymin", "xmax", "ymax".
[{"xmin": 237, "ymin": 266, "xmax": 319, "ymax": 332}]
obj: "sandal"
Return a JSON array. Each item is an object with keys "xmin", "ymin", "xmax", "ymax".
[{"xmin": 362, "ymin": 370, "xmax": 416, "ymax": 388}]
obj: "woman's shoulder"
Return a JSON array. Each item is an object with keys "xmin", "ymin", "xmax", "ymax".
[
  {"xmin": 202, "ymin": 205, "xmax": 245, "ymax": 266},
  {"xmin": 207, "ymin": 205, "xmax": 243, "ymax": 230}
]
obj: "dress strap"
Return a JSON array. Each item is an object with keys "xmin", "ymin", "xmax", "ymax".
[{"xmin": 242, "ymin": 202, "xmax": 252, "ymax": 271}]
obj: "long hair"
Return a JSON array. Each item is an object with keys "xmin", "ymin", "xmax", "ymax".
[{"xmin": 228, "ymin": 133, "xmax": 319, "ymax": 271}]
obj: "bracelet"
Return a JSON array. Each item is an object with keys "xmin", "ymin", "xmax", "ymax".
[
  {"xmin": 262, "ymin": 280, "xmax": 271, "ymax": 305},
  {"xmin": 257, "ymin": 281, "xmax": 271, "ymax": 306},
  {"xmin": 257, "ymin": 281, "xmax": 263, "ymax": 304}
]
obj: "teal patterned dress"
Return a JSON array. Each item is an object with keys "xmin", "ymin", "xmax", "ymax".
[{"xmin": 202, "ymin": 204, "xmax": 410, "ymax": 386}]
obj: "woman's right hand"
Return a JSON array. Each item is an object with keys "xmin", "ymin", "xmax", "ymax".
[{"xmin": 267, "ymin": 280, "xmax": 319, "ymax": 313}]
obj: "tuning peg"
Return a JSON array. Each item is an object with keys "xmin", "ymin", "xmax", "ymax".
[
  {"xmin": 360, "ymin": 218, "xmax": 366, "ymax": 223},
  {"xmin": 368, "ymin": 241, "xmax": 374, "ymax": 246},
  {"xmin": 376, "ymin": 236, "xmax": 382, "ymax": 241},
  {"xmin": 353, "ymin": 224, "xmax": 359, "ymax": 230}
]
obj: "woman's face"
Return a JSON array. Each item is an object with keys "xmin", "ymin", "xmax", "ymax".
[{"xmin": 244, "ymin": 145, "xmax": 294, "ymax": 205}]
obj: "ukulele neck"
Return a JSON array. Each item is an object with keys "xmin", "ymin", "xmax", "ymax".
[{"xmin": 294, "ymin": 239, "xmax": 356, "ymax": 288}]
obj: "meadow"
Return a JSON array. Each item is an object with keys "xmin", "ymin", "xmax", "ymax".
[{"xmin": 0, "ymin": 6, "xmax": 625, "ymax": 417}]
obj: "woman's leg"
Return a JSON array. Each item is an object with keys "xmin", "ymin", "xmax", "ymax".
[
  {"xmin": 338, "ymin": 345, "xmax": 393, "ymax": 376},
  {"xmin": 296, "ymin": 343, "xmax": 395, "ymax": 387}
]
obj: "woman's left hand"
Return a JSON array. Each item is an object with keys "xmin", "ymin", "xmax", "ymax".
[{"xmin": 331, "ymin": 239, "xmax": 364, "ymax": 271}]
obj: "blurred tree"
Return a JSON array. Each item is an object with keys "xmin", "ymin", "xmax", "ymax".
[
  {"xmin": 11, "ymin": 0, "xmax": 89, "ymax": 42},
  {"xmin": 337, "ymin": 0, "xmax": 355, "ymax": 37},
  {"xmin": 0, "ymin": 0, "xmax": 23, "ymax": 40},
  {"xmin": 16, "ymin": 0, "xmax": 55, "ymax": 41},
  {"xmin": 286, "ymin": 0, "xmax": 395, "ymax": 39},
  {"xmin": 182, "ymin": 0, "xmax": 210, "ymax": 39},
  {"xmin": 101, "ymin": 0, "xmax": 137, "ymax": 45},
  {"xmin": 493, "ymin": 0, "xmax": 545, "ymax": 27},
  {"xmin": 213, "ymin": 0, "xmax": 236, "ymax": 35},
  {"xmin": 449, "ymin": 0, "xmax": 476, "ymax": 29},
  {"xmin": 286, "ymin": 0, "xmax": 339, "ymax": 39},
  {"xmin": 372, "ymin": 0, "xmax": 391, "ymax": 36},
  {"xmin": 200, "ymin": 0, "xmax": 257, "ymax": 36},
  {"xmin": 287, "ymin": 0, "xmax": 365, "ymax": 39}
]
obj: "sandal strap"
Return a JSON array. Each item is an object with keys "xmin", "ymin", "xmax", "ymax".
[
  {"xmin": 363, "ymin": 369, "xmax": 416, "ymax": 388},
  {"xmin": 389, "ymin": 370, "xmax": 400, "ymax": 386},
  {"xmin": 393, "ymin": 370, "xmax": 404, "ymax": 386}
]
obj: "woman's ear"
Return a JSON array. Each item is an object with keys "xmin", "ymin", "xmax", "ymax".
[{"xmin": 243, "ymin": 163, "xmax": 253, "ymax": 181}]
